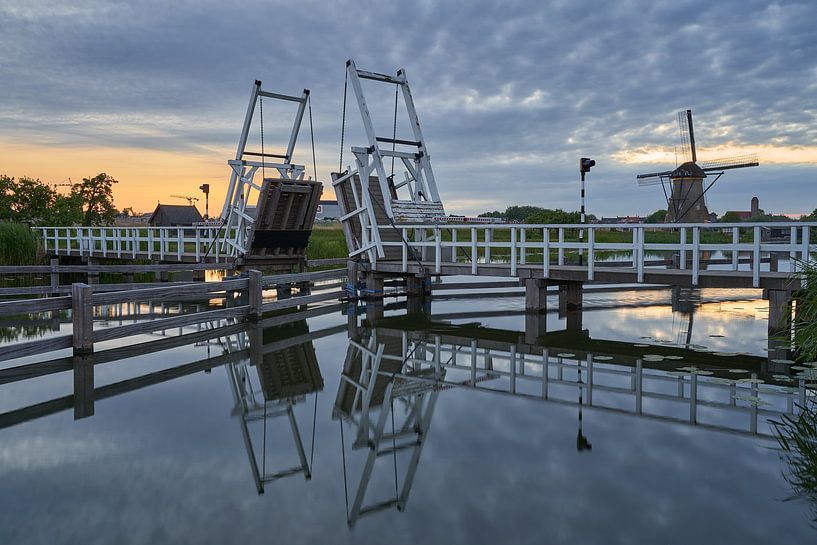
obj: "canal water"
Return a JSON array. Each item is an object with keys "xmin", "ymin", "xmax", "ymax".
[{"xmin": 0, "ymin": 285, "xmax": 813, "ymax": 544}]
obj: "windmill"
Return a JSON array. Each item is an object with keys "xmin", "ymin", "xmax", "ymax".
[{"xmin": 636, "ymin": 110, "xmax": 759, "ymax": 222}]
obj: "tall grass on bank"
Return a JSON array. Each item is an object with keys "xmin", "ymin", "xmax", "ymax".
[
  {"xmin": 0, "ymin": 222, "xmax": 38, "ymax": 265},
  {"xmin": 793, "ymin": 260, "xmax": 817, "ymax": 361},
  {"xmin": 307, "ymin": 225, "xmax": 347, "ymax": 260},
  {"xmin": 771, "ymin": 259, "xmax": 817, "ymax": 526}
]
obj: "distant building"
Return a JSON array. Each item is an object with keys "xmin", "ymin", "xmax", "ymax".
[
  {"xmin": 148, "ymin": 204, "xmax": 203, "ymax": 226},
  {"xmin": 315, "ymin": 200, "xmax": 341, "ymax": 220},
  {"xmin": 600, "ymin": 216, "xmax": 645, "ymax": 224},
  {"xmin": 724, "ymin": 196, "xmax": 763, "ymax": 221}
]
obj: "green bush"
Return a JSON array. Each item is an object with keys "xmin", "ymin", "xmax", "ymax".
[{"xmin": 0, "ymin": 222, "xmax": 38, "ymax": 265}]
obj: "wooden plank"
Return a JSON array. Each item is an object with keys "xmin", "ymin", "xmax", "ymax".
[
  {"xmin": 0, "ymin": 296, "xmax": 72, "ymax": 316},
  {"xmin": 0, "ymin": 334, "xmax": 73, "ymax": 361},
  {"xmin": 92, "ymin": 305, "xmax": 250, "ymax": 343},
  {"xmin": 91, "ymin": 278, "xmax": 248, "ymax": 306},
  {"xmin": 261, "ymin": 289, "xmax": 344, "ymax": 312},
  {"xmin": 261, "ymin": 268, "xmax": 346, "ymax": 287}
]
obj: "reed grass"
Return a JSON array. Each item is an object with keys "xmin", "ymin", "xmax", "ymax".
[{"xmin": 0, "ymin": 222, "xmax": 39, "ymax": 265}]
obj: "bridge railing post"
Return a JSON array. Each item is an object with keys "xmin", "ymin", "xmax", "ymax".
[
  {"xmin": 637, "ymin": 227, "xmax": 645, "ymax": 283},
  {"xmin": 731, "ymin": 227, "xmax": 739, "ymax": 270},
  {"xmin": 587, "ymin": 228, "xmax": 595, "ymax": 280},
  {"xmin": 510, "ymin": 227, "xmax": 517, "ymax": 276},
  {"xmin": 802, "ymin": 225, "xmax": 811, "ymax": 265},
  {"xmin": 752, "ymin": 225, "xmax": 761, "ymax": 287},
  {"xmin": 471, "ymin": 227, "xmax": 478, "ymax": 275},
  {"xmin": 402, "ymin": 228, "xmax": 408, "ymax": 272},
  {"xmin": 691, "ymin": 227, "xmax": 700, "ymax": 286},
  {"xmin": 72, "ymin": 283, "xmax": 94, "ymax": 355},
  {"xmin": 558, "ymin": 228, "xmax": 564, "ymax": 266},
  {"xmin": 434, "ymin": 227, "xmax": 441, "ymax": 274},
  {"xmin": 679, "ymin": 227, "xmax": 686, "ymax": 270},
  {"xmin": 543, "ymin": 227, "xmax": 550, "ymax": 278}
]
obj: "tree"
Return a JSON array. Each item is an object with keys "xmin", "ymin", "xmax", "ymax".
[
  {"xmin": 78, "ymin": 173, "xmax": 118, "ymax": 225},
  {"xmin": 11, "ymin": 176, "xmax": 54, "ymax": 222},
  {"xmin": 719, "ymin": 211, "xmax": 744, "ymax": 223},
  {"xmin": 645, "ymin": 209, "xmax": 667, "ymax": 223}
]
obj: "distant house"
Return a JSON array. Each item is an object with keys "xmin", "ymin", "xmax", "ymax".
[
  {"xmin": 316, "ymin": 200, "xmax": 341, "ymax": 221},
  {"xmin": 148, "ymin": 204, "xmax": 203, "ymax": 226},
  {"xmin": 600, "ymin": 216, "xmax": 645, "ymax": 224}
]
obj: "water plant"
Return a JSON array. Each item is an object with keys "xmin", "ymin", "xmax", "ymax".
[{"xmin": 772, "ymin": 259, "xmax": 817, "ymax": 526}]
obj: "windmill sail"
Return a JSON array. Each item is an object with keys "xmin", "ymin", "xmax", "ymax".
[
  {"xmin": 677, "ymin": 110, "xmax": 696, "ymax": 163},
  {"xmin": 700, "ymin": 154, "xmax": 759, "ymax": 172}
]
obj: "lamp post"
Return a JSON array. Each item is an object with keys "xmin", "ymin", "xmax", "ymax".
[{"xmin": 578, "ymin": 158, "xmax": 595, "ymax": 266}]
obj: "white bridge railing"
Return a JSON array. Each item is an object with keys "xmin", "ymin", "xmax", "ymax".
[
  {"xmin": 34, "ymin": 226, "xmax": 238, "ymax": 262},
  {"xmin": 379, "ymin": 222, "xmax": 817, "ymax": 287}
]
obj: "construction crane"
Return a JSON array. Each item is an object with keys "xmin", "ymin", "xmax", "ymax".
[{"xmin": 170, "ymin": 194, "xmax": 200, "ymax": 206}]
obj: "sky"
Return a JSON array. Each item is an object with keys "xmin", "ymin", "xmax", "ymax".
[{"xmin": 0, "ymin": 0, "xmax": 815, "ymax": 217}]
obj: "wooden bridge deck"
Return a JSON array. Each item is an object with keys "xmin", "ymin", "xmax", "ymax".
[{"xmin": 373, "ymin": 260, "xmax": 799, "ymax": 291}]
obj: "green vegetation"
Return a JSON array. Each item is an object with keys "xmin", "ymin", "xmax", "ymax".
[
  {"xmin": 0, "ymin": 172, "xmax": 118, "ymax": 226},
  {"xmin": 307, "ymin": 224, "xmax": 348, "ymax": 260},
  {"xmin": 771, "ymin": 260, "xmax": 817, "ymax": 525},
  {"xmin": 0, "ymin": 222, "xmax": 39, "ymax": 264},
  {"xmin": 645, "ymin": 209, "xmax": 667, "ymax": 223}
]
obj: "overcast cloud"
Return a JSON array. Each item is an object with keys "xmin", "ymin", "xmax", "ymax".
[{"xmin": 1, "ymin": 0, "xmax": 815, "ymax": 215}]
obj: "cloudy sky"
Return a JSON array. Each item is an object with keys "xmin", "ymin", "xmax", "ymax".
[{"xmin": 0, "ymin": 0, "xmax": 815, "ymax": 216}]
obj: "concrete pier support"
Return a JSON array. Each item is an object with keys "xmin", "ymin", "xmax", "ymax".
[
  {"xmin": 193, "ymin": 269, "xmax": 206, "ymax": 282},
  {"xmin": 524, "ymin": 278, "xmax": 548, "ymax": 313},
  {"xmin": 524, "ymin": 313, "xmax": 547, "ymax": 344},
  {"xmin": 364, "ymin": 272, "xmax": 386, "ymax": 322},
  {"xmin": 768, "ymin": 289, "xmax": 793, "ymax": 338},
  {"xmin": 558, "ymin": 282, "xmax": 583, "ymax": 312},
  {"xmin": 365, "ymin": 272, "xmax": 385, "ymax": 298}
]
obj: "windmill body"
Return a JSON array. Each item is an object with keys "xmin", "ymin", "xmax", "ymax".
[
  {"xmin": 637, "ymin": 110, "xmax": 758, "ymax": 223},
  {"xmin": 667, "ymin": 162, "xmax": 709, "ymax": 223}
]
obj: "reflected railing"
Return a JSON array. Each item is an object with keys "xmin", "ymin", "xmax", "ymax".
[{"xmin": 334, "ymin": 310, "xmax": 811, "ymax": 525}]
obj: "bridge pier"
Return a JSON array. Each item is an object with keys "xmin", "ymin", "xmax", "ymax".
[
  {"xmin": 524, "ymin": 313, "xmax": 547, "ymax": 344},
  {"xmin": 524, "ymin": 278, "xmax": 548, "ymax": 313},
  {"xmin": 558, "ymin": 282, "xmax": 583, "ymax": 312},
  {"xmin": 768, "ymin": 289, "xmax": 793, "ymax": 342},
  {"xmin": 364, "ymin": 272, "xmax": 386, "ymax": 322}
]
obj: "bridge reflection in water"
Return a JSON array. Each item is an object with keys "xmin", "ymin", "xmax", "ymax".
[{"xmin": 0, "ymin": 293, "xmax": 810, "ymax": 528}]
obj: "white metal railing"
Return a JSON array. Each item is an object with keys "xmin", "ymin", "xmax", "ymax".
[
  {"xmin": 33, "ymin": 225, "xmax": 242, "ymax": 262},
  {"xmin": 378, "ymin": 222, "xmax": 817, "ymax": 287}
]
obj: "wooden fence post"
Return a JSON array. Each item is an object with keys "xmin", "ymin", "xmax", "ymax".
[
  {"xmin": 50, "ymin": 258, "xmax": 59, "ymax": 296},
  {"xmin": 248, "ymin": 270, "xmax": 262, "ymax": 320},
  {"xmin": 72, "ymin": 283, "xmax": 94, "ymax": 355}
]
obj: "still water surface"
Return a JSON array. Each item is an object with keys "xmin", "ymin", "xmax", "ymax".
[{"xmin": 0, "ymin": 286, "xmax": 812, "ymax": 544}]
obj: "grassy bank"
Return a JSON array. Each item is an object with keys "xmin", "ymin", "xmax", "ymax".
[
  {"xmin": 307, "ymin": 224, "xmax": 348, "ymax": 260},
  {"xmin": 0, "ymin": 222, "xmax": 39, "ymax": 265}
]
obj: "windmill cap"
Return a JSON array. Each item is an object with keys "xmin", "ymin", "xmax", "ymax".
[{"xmin": 671, "ymin": 161, "xmax": 706, "ymax": 178}]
